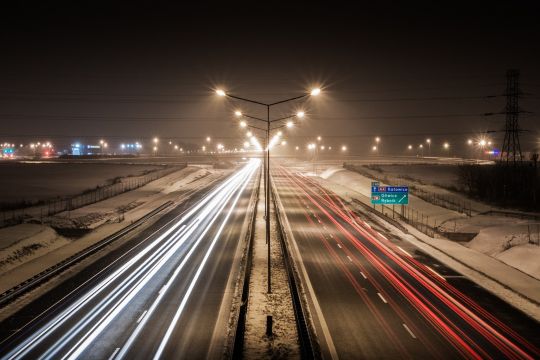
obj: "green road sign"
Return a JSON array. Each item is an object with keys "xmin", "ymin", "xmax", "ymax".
[{"xmin": 371, "ymin": 184, "xmax": 409, "ymax": 205}]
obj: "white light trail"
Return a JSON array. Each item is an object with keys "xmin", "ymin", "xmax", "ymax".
[{"xmin": 4, "ymin": 159, "xmax": 260, "ymax": 360}]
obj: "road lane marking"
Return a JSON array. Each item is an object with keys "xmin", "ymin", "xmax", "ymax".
[
  {"xmin": 402, "ymin": 323, "xmax": 417, "ymax": 339},
  {"xmin": 337, "ymin": 243, "xmax": 342, "ymax": 249},
  {"xmin": 108, "ymin": 348, "xmax": 120, "ymax": 360},
  {"xmin": 397, "ymin": 246, "xmax": 413, "ymax": 258},
  {"xmin": 347, "ymin": 255, "xmax": 353, "ymax": 262},
  {"xmin": 136, "ymin": 310, "xmax": 148, "ymax": 324},
  {"xmin": 426, "ymin": 266, "xmax": 446, "ymax": 281},
  {"xmin": 360, "ymin": 271, "xmax": 367, "ymax": 279},
  {"xmin": 377, "ymin": 293, "xmax": 388, "ymax": 304}
]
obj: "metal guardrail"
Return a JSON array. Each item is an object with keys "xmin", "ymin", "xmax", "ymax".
[
  {"xmin": 231, "ymin": 170, "xmax": 261, "ymax": 359},
  {"xmin": 271, "ymin": 185, "xmax": 318, "ymax": 359},
  {"xmin": 0, "ymin": 200, "xmax": 174, "ymax": 308}
]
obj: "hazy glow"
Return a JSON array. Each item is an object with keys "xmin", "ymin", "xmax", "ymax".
[
  {"xmin": 216, "ymin": 89, "xmax": 226, "ymax": 97},
  {"xmin": 240, "ymin": 121, "xmax": 247, "ymax": 128},
  {"xmin": 296, "ymin": 111, "xmax": 305, "ymax": 118},
  {"xmin": 310, "ymin": 88, "xmax": 321, "ymax": 96},
  {"xmin": 286, "ymin": 121, "xmax": 293, "ymax": 128},
  {"xmin": 341, "ymin": 145, "xmax": 347, "ymax": 151},
  {"xmin": 234, "ymin": 110, "xmax": 242, "ymax": 117}
]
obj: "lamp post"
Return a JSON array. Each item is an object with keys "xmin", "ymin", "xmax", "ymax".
[{"xmin": 217, "ymin": 87, "xmax": 320, "ymax": 293}]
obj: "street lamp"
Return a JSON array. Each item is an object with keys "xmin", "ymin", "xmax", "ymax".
[
  {"xmin": 206, "ymin": 136, "xmax": 211, "ymax": 143},
  {"xmin": 341, "ymin": 145, "xmax": 347, "ymax": 151},
  {"xmin": 317, "ymin": 136, "xmax": 322, "ymax": 142},
  {"xmin": 217, "ymin": 87, "xmax": 320, "ymax": 294}
]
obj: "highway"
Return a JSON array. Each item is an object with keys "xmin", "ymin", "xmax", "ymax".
[
  {"xmin": 273, "ymin": 165, "xmax": 540, "ymax": 360},
  {"xmin": 0, "ymin": 159, "xmax": 259, "ymax": 360}
]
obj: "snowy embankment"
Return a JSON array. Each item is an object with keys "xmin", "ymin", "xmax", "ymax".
[
  {"xmin": 0, "ymin": 166, "xmax": 228, "ymax": 295},
  {"xmin": 291, "ymin": 162, "xmax": 540, "ymax": 320}
]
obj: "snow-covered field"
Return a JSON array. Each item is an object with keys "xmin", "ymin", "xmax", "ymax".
[
  {"xmin": 0, "ymin": 166, "xmax": 229, "ymax": 297},
  {"xmin": 0, "ymin": 162, "xmax": 165, "ymax": 204}
]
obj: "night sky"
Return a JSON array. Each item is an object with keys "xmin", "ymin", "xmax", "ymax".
[{"xmin": 1, "ymin": 2, "xmax": 539, "ymax": 154}]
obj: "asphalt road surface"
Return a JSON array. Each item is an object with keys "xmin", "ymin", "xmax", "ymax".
[
  {"xmin": 0, "ymin": 159, "xmax": 259, "ymax": 360},
  {"xmin": 273, "ymin": 165, "xmax": 540, "ymax": 360}
]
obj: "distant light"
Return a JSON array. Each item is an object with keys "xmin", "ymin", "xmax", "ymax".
[
  {"xmin": 244, "ymin": 141, "xmax": 250, "ymax": 148},
  {"xmin": 286, "ymin": 121, "xmax": 294, "ymax": 128},
  {"xmin": 341, "ymin": 145, "xmax": 347, "ymax": 151},
  {"xmin": 419, "ymin": 144, "xmax": 423, "ymax": 148},
  {"xmin": 467, "ymin": 139, "xmax": 473, "ymax": 145},
  {"xmin": 216, "ymin": 89, "xmax": 226, "ymax": 97},
  {"xmin": 240, "ymin": 120, "xmax": 247, "ymax": 128},
  {"xmin": 408, "ymin": 145, "xmax": 412, "ymax": 150},
  {"xmin": 281, "ymin": 140, "xmax": 287, "ymax": 146},
  {"xmin": 277, "ymin": 131, "xmax": 283, "ymax": 137},
  {"xmin": 321, "ymin": 145, "xmax": 325, "ymax": 150},
  {"xmin": 206, "ymin": 136, "xmax": 211, "ymax": 142},
  {"xmin": 202, "ymin": 145, "xmax": 206, "ymax": 151},
  {"xmin": 174, "ymin": 145, "xmax": 179, "ymax": 149},
  {"xmin": 479, "ymin": 139, "xmax": 486, "ymax": 146},
  {"xmin": 295, "ymin": 146, "xmax": 299, "ymax": 150},
  {"xmin": 426, "ymin": 138, "xmax": 431, "ymax": 144},
  {"xmin": 153, "ymin": 146, "xmax": 158, "ymax": 151},
  {"xmin": 296, "ymin": 111, "xmax": 305, "ymax": 118},
  {"xmin": 443, "ymin": 142, "xmax": 450, "ymax": 149},
  {"xmin": 487, "ymin": 141, "xmax": 492, "ymax": 146},
  {"xmin": 235, "ymin": 110, "xmax": 242, "ymax": 117},
  {"xmin": 153, "ymin": 137, "xmax": 159, "ymax": 143},
  {"xmin": 246, "ymin": 131, "xmax": 253, "ymax": 138},
  {"xmin": 375, "ymin": 137, "xmax": 380, "ymax": 143},
  {"xmin": 372, "ymin": 145, "xmax": 377, "ymax": 151},
  {"xmin": 310, "ymin": 88, "xmax": 321, "ymax": 96},
  {"xmin": 317, "ymin": 136, "xmax": 322, "ymax": 141}
]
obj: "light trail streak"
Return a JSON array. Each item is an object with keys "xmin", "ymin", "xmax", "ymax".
[
  {"xmin": 275, "ymin": 166, "xmax": 539, "ymax": 359},
  {"xmin": 3, "ymin": 159, "xmax": 259, "ymax": 360}
]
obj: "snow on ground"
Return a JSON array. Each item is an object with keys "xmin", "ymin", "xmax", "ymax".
[
  {"xmin": 0, "ymin": 166, "xmax": 229, "ymax": 294},
  {"xmin": 0, "ymin": 224, "xmax": 69, "ymax": 274},
  {"xmin": 467, "ymin": 223, "xmax": 540, "ymax": 279},
  {"xmin": 0, "ymin": 162, "xmax": 164, "ymax": 204},
  {"xmin": 243, "ymin": 175, "xmax": 299, "ymax": 359},
  {"xmin": 284, "ymin": 161, "xmax": 540, "ymax": 320}
]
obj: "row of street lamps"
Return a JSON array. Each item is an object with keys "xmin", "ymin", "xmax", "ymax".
[{"xmin": 215, "ymin": 86, "xmax": 321, "ymax": 294}]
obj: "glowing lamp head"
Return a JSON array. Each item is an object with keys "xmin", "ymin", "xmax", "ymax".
[
  {"xmin": 310, "ymin": 88, "xmax": 321, "ymax": 96},
  {"xmin": 286, "ymin": 121, "xmax": 294, "ymax": 128},
  {"xmin": 296, "ymin": 111, "xmax": 305, "ymax": 118},
  {"xmin": 341, "ymin": 145, "xmax": 347, "ymax": 151},
  {"xmin": 240, "ymin": 121, "xmax": 247, "ymax": 128},
  {"xmin": 216, "ymin": 89, "xmax": 226, "ymax": 97},
  {"xmin": 234, "ymin": 110, "xmax": 242, "ymax": 117}
]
